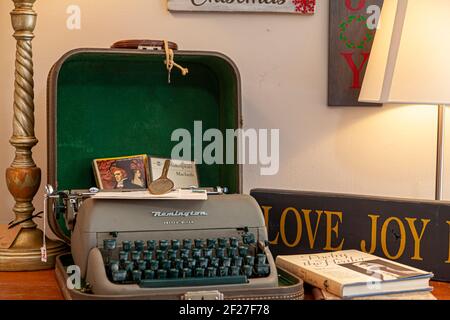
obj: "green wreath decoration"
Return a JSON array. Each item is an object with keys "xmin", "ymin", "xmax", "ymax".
[{"xmin": 339, "ymin": 15, "xmax": 375, "ymax": 49}]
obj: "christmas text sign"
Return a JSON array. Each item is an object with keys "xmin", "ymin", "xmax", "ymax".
[
  {"xmin": 328, "ymin": 0, "xmax": 384, "ymax": 106},
  {"xmin": 168, "ymin": 0, "xmax": 316, "ymax": 14}
]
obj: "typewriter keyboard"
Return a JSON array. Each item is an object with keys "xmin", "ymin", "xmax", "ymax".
[{"xmin": 100, "ymin": 232, "xmax": 271, "ymax": 288}]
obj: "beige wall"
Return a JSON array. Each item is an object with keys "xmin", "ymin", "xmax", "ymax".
[{"xmin": 0, "ymin": 0, "xmax": 447, "ymax": 232}]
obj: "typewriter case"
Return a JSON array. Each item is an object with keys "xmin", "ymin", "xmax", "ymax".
[{"xmin": 47, "ymin": 40, "xmax": 303, "ymax": 300}]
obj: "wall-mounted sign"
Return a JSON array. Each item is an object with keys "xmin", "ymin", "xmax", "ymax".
[
  {"xmin": 168, "ymin": 0, "xmax": 316, "ymax": 14},
  {"xmin": 328, "ymin": 0, "xmax": 384, "ymax": 106}
]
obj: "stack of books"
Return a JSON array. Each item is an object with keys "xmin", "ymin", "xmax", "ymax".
[{"xmin": 276, "ymin": 250, "xmax": 436, "ymax": 300}]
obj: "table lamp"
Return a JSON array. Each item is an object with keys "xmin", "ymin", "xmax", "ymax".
[
  {"xmin": 359, "ymin": 0, "xmax": 450, "ymax": 200},
  {"xmin": 0, "ymin": 0, "xmax": 66, "ymax": 271}
]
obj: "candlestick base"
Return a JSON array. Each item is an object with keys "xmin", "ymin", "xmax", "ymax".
[{"xmin": 0, "ymin": 227, "xmax": 68, "ymax": 271}]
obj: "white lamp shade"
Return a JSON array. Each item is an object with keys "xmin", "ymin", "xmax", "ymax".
[{"xmin": 359, "ymin": 0, "xmax": 450, "ymax": 104}]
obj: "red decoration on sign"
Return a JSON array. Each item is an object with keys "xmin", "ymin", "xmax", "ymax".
[
  {"xmin": 345, "ymin": 0, "xmax": 367, "ymax": 11},
  {"xmin": 292, "ymin": 0, "xmax": 316, "ymax": 14},
  {"xmin": 340, "ymin": 52, "xmax": 371, "ymax": 89}
]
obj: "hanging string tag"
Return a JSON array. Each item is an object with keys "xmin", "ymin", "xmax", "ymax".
[
  {"xmin": 164, "ymin": 40, "xmax": 189, "ymax": 84},
  {"xmin": 41, "ymin": 192, "xmax": 48, "ymax": 263}
]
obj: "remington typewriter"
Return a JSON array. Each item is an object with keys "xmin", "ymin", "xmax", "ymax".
[{"xmin": 54, "ymin": 190, "xmax": 280, "ymax": 298}]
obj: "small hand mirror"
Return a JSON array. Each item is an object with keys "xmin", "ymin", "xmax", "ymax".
[{"xmin": 148, "ymin": 160, "xmax": 174, "ymax": 195}]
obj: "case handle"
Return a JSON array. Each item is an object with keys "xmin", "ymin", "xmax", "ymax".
[{"xmin": 111, "ymin": 40, "xmax": 178, "ymax": 50}]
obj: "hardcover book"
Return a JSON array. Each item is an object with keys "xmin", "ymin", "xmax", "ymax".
[{"xmin": 276, "ymin": 250, "xmax": 433, "ymax": 298}]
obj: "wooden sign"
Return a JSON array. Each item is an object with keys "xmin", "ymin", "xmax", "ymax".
[
  {"xmin": 168, "ymin": 0, "xmax": 316, "ymax": 14},
  {"xmin": 328, "ymin": 0, "xmax": 384, "ymax": 106},
  {"xmin": 251, "ymin": 189, "xmax": 450, "ymax": 281}
]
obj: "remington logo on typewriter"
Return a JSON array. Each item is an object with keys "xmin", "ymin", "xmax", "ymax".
[{"xmin": 152, "ymin": 211, "xmax": 208, "ymax": 217}]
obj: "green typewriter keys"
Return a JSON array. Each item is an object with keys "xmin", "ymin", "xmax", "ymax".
[
  {"xmin": 216, "ymin": 247, "xmax": 225, "ymax": 259},
  {"xmin": 171, "ymin": 240, "xmax": 180, "ymax": 250},
  {"xmin": 256, "ymin": 254, "xmax": 266, "ymax": 265},
  {"xmin": 132, "ymin": 270, "xmax": 142, "ymax": 282},
  {"xmin": 207, "ymin": 267, "xmax": 217, "ymax": 277},
  {"xmin": 227, "ymin": 247, "xmax": 238, "ymax": 257},
  {"xmin": 195, "ymin": 268, "xmax": 205, "ymax": 277},
  {"xmin": 122, "ymin": 240, "xmax": 132, "ymax": 251},
  {"xmin": 238, "ymin": 245, "xmax": 248, "ymax": 257},
  {"xmin": 160, "ymin": 259, "xmax": 171, "ymax": 270},
  {"xmin": 242, "ymin": 232, "xmax": 256, "ymax": 245},
  {"xmin": 103, "ymin": 239, "xmax": 117, "ymax": 250},
  {"xmin": 203, "ymin": 248, "xmax": 213, "ymax": 259},
  {"xmin": 218, "ymin": 266, "xmax": 229, "ymax": 277},
  {"xmin": 167, "ymin": 249, "xmax": 177, "ymax": 260},
  {"xmin": 210, "ymin": 257, "xmax": 220, "ymax": 268},
  {"xmin": 137, "ymin": 260, "xmax": 147, "ymax": 271},
  {"xmin": 207, "ymin": 238, "xmax": 217, "ymax": 248},
  {"xmin": 147, "ymin": 240, "xmax": 156, "ymax": 251},
  {"xmin": 156, "ymin": 250, "xmax": 165, "ymax": 260},
  {"xmin": 119, "ymin": 251, "xmax": 129, "ymax": 262},
  {"xmin": 169, "ymin": 269, "xmax": 179, "ymax": 278},
  {"xmin": 144, "ymin": 270, "xmax": 155, "ymax": 280},
  {"xmin": 233, "ymin": 256, "xmax": 243, "ymax": 267},
  {"xmin": 218, "ymin": 237, "xmax": 228, "ymax": 248},
  {"xmin": 159, "ymin": 240, "xmax": 169, "ymax": 251},
  {"xmin": 123, "ymin": 261, "xmax": 134, "ymax": 272},
  {"xmin": 243, "ymin": 265, "xmax": 253, "ymax": 277},
  {"xmin": 192, "ymin": 248, "xmax": 201, "ymax": 259},
  {"xmin": 230, "ymin": 266, "xmax": 240, "ymax": 276},
  {"xmin": 194, "ymin": 239, "xmax": 204, "ymax": 249},
  {"xmin": 173, "ymin": 258, "xmax": 183, "ymax": 269},
  {"xmin": 245, "ymin": 255, "xmax": 255, "ymax": 266},
  {"xmin": 157, "ymin": 269, "xmax": 167, "ymax": 279},
  {"xmin": 181, "ymin": 268, "xmax": 192, "ymax": 278},
  {"xmin": 149, "ymin": 260, "xmax": 159, "ymax": 271},
  {"xmin": 134, "ymin": 240, "xmax": 145, "ymax": 252},
  {"xmin": 131, "ymin": 250, "xmax": 141, "ymax": 261},
  {"xmin": 198, "ymin": 257, "xmax": 208, "ymax": 268},
  {"xmin": 186, "ymin": 258, "xmax": 196, "ymax": 269},
  {"xmin": 222, "ymin": 257, "xmax": 231, "ymax": 267},
  {"xmin": 143, "ymin": 250, "xmax": 153, "ymax": 261},
  {"xmin": 139, "ymin": 275, "xmax": 248, "ymax": 288},
  {"xmin": 109, "ymin": 261, "xmax": 120, "ymax": 273},
  {"xmin": 180, "ymin": 249, "xmax": 190, "ymax": 259},
  {"xmin": 112, "ymin": 270, "xmax": 127, "ymax": 282},
  {"xmin": 256, "ymin": 264, "xmax": 270, "ymax": 276},
  {"xmin": 230, "ymin": 237, "xmax": 239, "ymax": 247},
  {"xmin": 183, "ymin": 239, "xmax": 192, "ymax": 249}
]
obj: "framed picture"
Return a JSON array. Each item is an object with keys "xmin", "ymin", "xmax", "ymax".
[
  {"xmin": 149, "ymin": 157, "xmax": 199, "ymax": 189},
  {"xmin": 92, "ymin": 154, "xmax": 150, "ymax": 190}
]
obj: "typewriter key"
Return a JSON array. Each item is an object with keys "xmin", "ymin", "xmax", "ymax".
[
  {"xmin": 218, "ymin": 238, "xmax": 228, "ymax": 248},
  {"xmin": 160, "ymin": 259, "xmax": 171, "ymax": 270},
  {"xmin": 210, "ymin": 257, "xmax": 220, "ymax": 268},
  {"xmin": 233, "ymin": 256, "xmax": 243, "ymax": 267},
  {"xmin": 230, "ymin": 266, "xmax": 240, "ymax": 276},
  {"xmin": 207, "ymin": 238, "xmax": 217, "ymax": 248},
  {"xmin": 218, "ymin": 266, "xmax": 229, "ymax": 277},
  {"xmin": 243, "ymin": 265, "xmax": 253, "ymax": 277},
  {"xmin": 256, "ymin": 254, "xmax": 266, "ymax": 265},
  {"xmin": 183, "ymin": 239, "xmax": 192, "ymax": 249},
  {"xmin": 216, "ymin": 247, "xmax": 225, "ymax": 259},
  {"xmin": 119, "ymin": 251, "xmax": 129, "ymax": 262},
  {"xmin": 173, "ymin": 259, "xmax": 183, "ymax": 269},
  {"xmin": 181, "ymin": 268, "xmax": 192, "ymax": 278},
  {"xmin": 256, "ymin": 264, "xmax": 270, "ymax": 276},
  {"xmin": 103, "ymin": 239, "xmax": 117, "ymax": 250},
  {"xmin": 195, "ymin": 268, "xmax": 205, "ymax": 277},
  {"xmin": 192, "ymin": 248, "xmax": 201, "ymax": 259},
  {"xmin": 147, "ymin": 240, "xmax": 156, "ymax": 251},
  {"xmin": 180, "ymin": 249, "xmax": 190, "ymax": 259},
  {"xmin": 186, "ymin": 258, "xmax": 196, "ymax": 269},
  {"xmin": 132, "ymin": 270, "xmax": 142, "ymax": 282},
  {"xmin": 134, "ymin": 240, "xmax": 145, "ymax": 252},
  {"xmin": 149, "ymin": 260, "xmax": 159, "ymax": 271},
  {"xmin": 194, "ymin": 239, "xmax": 204, "ymax": 249},
  {"xmin": 222, "ymin": 257, "xmax": 231, "ymax": 267},
  {"xmin": 230, "ymin": 237, "xmax": 239, "ymax": 247},
  {"xmin": 242, "ymin": 232, "xmax": 256, "ymax": 245},
  {"xmin": 148, "ymin": 159, "xmax": 174, "ymax": 195},
  {"xmin": 131, "ymin": 250, "xmax": 141, "ymax": 261},
  {"xmin": 167, "ymin": 249, "xmax": 177, "ymax": 260},
  {"xmin": 238, "ymin": 246, "xmax": 248, "ymax": 257},
  {"xmin": 143, "ymin": 250, "xmax": 153, "ymax": 261},
  {"xmin": 171, "ymin": 240, "xmax": 180, "ymax": 250},
  {"xmin": 198, "ymin": 257, "xmax": 208, "ymax": 269},
  {"xmin": 157, "ymin": 269, "xmax": 167, "ymax": 279},
  {"xmin": 156, "ymin": 250, "xmax": 165, "ymax": 260},
  {"xmin": 144, "ymin": 270, "xmax": 155, "ymax": 280},
  {"xmin": 122, "ymin": 240, "xmax": 132, "ymax": 251},
  {"xmin": 112, "ymin": 270, "xmax": 127, "ymax": 282},
  {"xmin": 169, "ymin": 269, "xmax": 179, "ymax": 278},
  {"xmin": 159, "ymin": 240, "xmax": 169, "ymax": 251},
  {"xmin": 203, "ymin": 248, "xmax": 213, "ymax": 259},
  {"xmin": 227, "ymin": 247, "xmax": 238, "ymax": 257},
  {"xmin": 137, "ymin": 260, "xmax": 147, "ymax": 271},
  {"xmin": 207, "ymin": 267, "xmax": 217, "ymax": 277},
  {"xmin": 245, "ymin": 255, "xmax": 255, "ymax": 266},
  {"xmin": 123, "ymin": 261, "xmax": 134, "ymax": 272},
  {"xmin": 109, "ymin": 261, "xmax": 120, "ymax": 273}
]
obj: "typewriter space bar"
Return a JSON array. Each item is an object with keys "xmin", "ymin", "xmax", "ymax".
[{"xmin": 139, "ymin": 276, "xmax": 248, "ymax": 288}]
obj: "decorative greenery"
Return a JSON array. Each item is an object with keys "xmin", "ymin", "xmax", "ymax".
[{"xmin": 339, "ymin": 15, "xmax": 375, "ymax": 49}]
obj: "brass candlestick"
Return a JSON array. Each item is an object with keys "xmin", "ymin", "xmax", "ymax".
[{"xmin": 0, "ymin": 0, "xmax": 67, "ymax": 271}]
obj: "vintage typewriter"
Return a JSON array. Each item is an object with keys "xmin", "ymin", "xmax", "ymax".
[{"xmin": 60, "ymin": 190, "xmax": 279, "ymax": 297}]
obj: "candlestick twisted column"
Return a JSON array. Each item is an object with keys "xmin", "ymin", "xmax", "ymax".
[{"xmin": 0, "ymin": 0, "xmax": 67, "ymax": 271}]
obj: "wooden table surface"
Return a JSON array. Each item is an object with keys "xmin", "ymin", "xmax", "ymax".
[{"xmin": 0, "ymin": 270, "xmax": 448, "ymax": 300}]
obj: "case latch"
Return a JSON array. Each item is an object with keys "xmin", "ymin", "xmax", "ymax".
[{"xmin": 183, "ymin": 290, "xmax": 224, "ymax": 300}]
